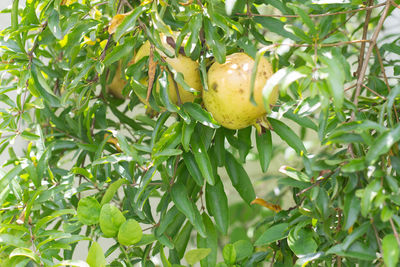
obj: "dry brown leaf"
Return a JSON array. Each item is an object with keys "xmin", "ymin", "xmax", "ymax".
[
  {"xmin": 104, "ymin": 134, "xmax": 122, "ymax": 152},
  {"xmin": 146, "ymin": 44, "xmax": 157, "ymax": 102},
  {"xmin": 251, "ymin": 197, "xmax": 282, "ymax": 213}
]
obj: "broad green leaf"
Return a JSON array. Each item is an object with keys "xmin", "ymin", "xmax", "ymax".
[
  {"xmin": 171, "ymin": 182, "xmax": 206, "ymax": 237},
  {"xmin": 48, "ymin": 10, "xmax": 62, "ymax": 39},
  {"xmin": 254, "ymin": 17, "xmax": 300, "ymax": 41},
  {"xmin": 326, "ymin": 242, "xmax": 376, "ymax": 261},
  {"xmin": 183, "ymin": 103, "xmax": 219, "ymax": 128},
  {"xmin": 77, "ymin": 197, "xmax": 101, "ymax": 225},
  {"xmin": 204, "ymin": 18, "xmax": 226, "ymax": 63},
  {"xmin": 288, "ymin": 228, "xmax": 317, "ymax": 256},
  {"xmin": 341, "ymin": 158, "xmax": 366, "ymax": 173},
  {"xmin": 222, "ymin": 244, "xmax": 236, "ymax": 265},
  {"xmin": 9, "ymin": 247, "xmax": 39, "ymax": 263},
  {"xmin": 234, "ymin": 240, "xmax": 253, "ymax": 261},
  {"xmin": 0, "ymin": 233, "xmax": 28, "ymax": 248},
  {"xmin": 382, "ymin": 234, "xmax": 399, "ymax": 267},
  {"xmin": 174, "ymin": 221, "xmax": 193, "ymax": 259},
  {"xmin": 86, "ymin": 242, "xmax": 106, "ymax": 267},
  {"xmin": 101, "ymin": 179, "xmax": 128, "ymax": 205},
  {"xmin": 205, "ymin": 176, "xmax": 229, "ymax": 235},
  {"xmin": 295, "ymin": 252, "xmax": 325, "ymax": 267},
  {"xmin": 343, "ymin": 193, "xmax": 360, "ymax": 230},
  {"xmin": 255, "ymin": 130, "xmax": 272, "ymax": 172},
  {"xmin": 342, "ymin": 222, "xmax": 370, "ymax": 250},
  {"xmin": 366, "ymin": 123, "xmax": 400, "ymax": 164},
  {"xmin": 184, "ymin": 248, "xmax": 211, "ymax": 265},
  {"xmin": 361, "ymin": 179, "xmax": 381, "ymax": 217},
  {"xmin": 214, "ymin": 129, "xmax": 225, "ymax": 167},
  {"xmin": 99, "ymin": 204, "xmax": 126, "ymax": 237},
  {"xmin": 118, "ymin": 219, "xmax": 143, "ymax": 246},
  {"xmin": 183, "ymin": 152, "xmax": 204, "ymax": 186},
  {"xmin": 225, "ymin": 151, "xmax": 256, "ymax": 205},
  {"xmin": 191, "ymin": 131, "xmax": 215, "ymax": 185},
  {"xmin": 197, "ymin": 213, "xmax": 218, "ymax": 267},
  {"xmin": 269, "ymin": 118, "xmax": 307, "ymax": 155},
  {"xmin": 254, "ymin": 223, "xmax": 289, "ymax": 246},
  {"xmin": 182, "ymin": 121, "xmax": 196, "ymax": 152},
  {"xmin": 114, "ymin": 5, "xmax": 148, "ymax": 40},
  {"xmin": 103, "ymin": 38, "xmax": 135, "ymax": 66}
]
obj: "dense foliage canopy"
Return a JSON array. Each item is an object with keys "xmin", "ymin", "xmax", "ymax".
[{"xmin": 1, "ymin": 0, "xmax": 400, "ymax": 266}]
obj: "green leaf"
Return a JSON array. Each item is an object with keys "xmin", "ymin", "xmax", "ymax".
[
  {"xmin": 341, "ymin": 158, "xmax": 366, "ymax": 173},
  {"xmin": 21, "ymin": 130, "xmax": 40, "ymax": 141},
  {"xmin": 343, "ymin": 193, "xmax": 360, "ymax": 230},
  {"xmin": 183, "ymin": 152, "xmax": 204, "ymax": 186},
  {"xmin": 326, "ymin": 242, "xmax": 376, "ymax": 261},
  {"xmin": 99, "ymin": 204, "xmax": 126, "ymax": 238},
  {"xmin": 0, "ymin": 164, "xmax": 23, "ymax": 192},
  {"xmin": 182, "ymin": 121, "xmax": 196, "ymax": 152},
  {"xmin": 204, "ymin": 18, "xmax": 226, "ymax": 63},
  {"xmin": 0, "ymin": 234, "xmax": 28, "ymax": 248},
  {"xmin": 197, "ymin": 213, "xmax": 218, "ymax": 267},
  {"xmin": 184, "ymin": 248, "xmax": 211, "ymax": 265},
  {"xmin": 254, "ymin": 223, "xmax": 289, "ymax": 246},
  {"xmin": 382, "ymin": 234, "xmax": 399, "ymax": 267},
  {"xmin": 366, "ymin": 123, "xmax": 400, "ymax": 164},
  {"xmin": 361, "ymin": 179, "xmax": 381, "ymax": 217},
  {"xmin": 9, "ymin": 247, "xmax": 40, "ymax": 263},
  {"xmin": 222, "ymin": 244, "xmax": 236, "ymax": 265},
  {"xmin": 77, "ymin": 197, "xmax": 101, "ymax": 225},
  {"xmin": 255, "ymin": 130, "xmax": 272, "ymax": 172},
  {"xmin": 103, "ymin": 38, "xmax": 135, "ymax": 66},
  {"xmin": 86, "ymin": 242, "xmax": 106, "ymax": 267},
  {"xmin": 234, "ymin": 240, "xmax": 253, "ymax": 261},
  {"xmin": 171, "ymin": 182, "xmax": 206, "ymax": 237},
  {"xmin": 205, "ymin": 176, "xmax": 229, "ymax": 235},
  {"xmin": 288, "ymin": 228, "xmax": 317, "ymax": 256},
  {"xmin": 48, "ymin": 10, "xmax": 63, "ymax": 39},
  {"xmin": 183, "ymin": 103, "xmax": 219, "ymax": 128},
  {"xmin": 101, "ymin": 179, "xmax": 128, "ymax": 205},
  {"xmin": 225, "ymin": 151, "xmax": 256, "ymax": 205},
  {"xmin": 269, "ymin": 118, "xmax": 307, "ymax": 155},
  {"xmin": 118, "ymin": 219, "xmax": 143, "ymax": 246},
  {"xmin": 342, "ymin": 222, "xmax": 370, "ymax": 250},
  {"xmin": 114, "ymin": 5, "xmax": 148, "ymax": 40},
  {"xmin": 191, "ymin": 131, "xmax": 215, "ymax": 185},
  {"xmin": 254, "ymin": 17, "xmax": 300, "ymax": 41}
]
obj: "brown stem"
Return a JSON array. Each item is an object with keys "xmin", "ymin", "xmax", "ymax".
[
  {"xmin": 355, "ymin": 0, "xmax": 374, "ymax": 78},
  {"xmin": 352, "ymin": 1, "xmax": 391, "ymax": 118},
  {"xmin": 362, "ymin": 84, "xmax": 386, "ymax": 99},
  {"xmin": 372, "ymin": 221, "xmax": 383, "ymax": 253},
  {"xmin": 236, "ymin": 2, "xmax": 386, "ymax": 18},
  {"xmin": 390, "ymin": 218, "xmax": 400, "ymax": 247}
]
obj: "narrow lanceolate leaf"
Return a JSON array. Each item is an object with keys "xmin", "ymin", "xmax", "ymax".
[
  {"xmin": 255, "ymin": 130, "xmax": 272, "ymax": 172},
  {"xmin": 9, "ymin": 248, "xmax": 40, "ymax": 263},
  {"xmin": 254, "ymin": 223, "xmax": 289, "ymax": 246},
  {"xmin": 366, "ymin": 123, "xmax": 400, "ymax": 164},
  {"xmin": 205, "ymin": 176, "xmax": 229, "ymax": 235},
  {"xmin": 269, "ymin": 118, "xmax": 307, "ymax": 155},
  {"xmin": 114, "ymin": 5, "xmax": 148, "ymax": 40},
  {"xmin": 191, "ymin": 131, "xmax": 215, "ymax": 185},
  {"xmin": 225, "ymin": 151, "xmax": 256, "ymax": 205},
  {"xmin": 343, "ymin": 193, "xmax": 360, "ymax": 230},
  {"xmin": 100, "ymin": 179, "xmax": 128, "ymax": 205},
  {"xmin": 182, "ymin": 121, "xmax": 196, "ymax": 152},
  {"xmin": 183, "ymin": 102, "xmax": 220, "ymax": 128},
  {"xmin": 183, "ymin": 152, "xmax": 204, "ymax": 186},
  {"xmin": 382, "ymin": 234, "xmax": 399, "ymax": 267},
  {"xmin": 361, "ymin": 179, "xmax": 381, "ymax": 217},
  {"xmin": 171, "ymin": 182, "xmax": 206, "ymax": 237},
  {"xmin": 197, "ymin": 214, "xmax": 218, "ymax": 267}
]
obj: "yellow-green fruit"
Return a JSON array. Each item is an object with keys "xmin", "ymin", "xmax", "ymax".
[
  {"xmin": 133, "ymin": 37, "xmax": 202, "ymax": 105},
  {"xmin": 203, "ymin": 53, "xmax": 278, "ymax": 130},
  {"xmin": 107, "ymin": 62, "xmax": 127, "ymax": 99}
]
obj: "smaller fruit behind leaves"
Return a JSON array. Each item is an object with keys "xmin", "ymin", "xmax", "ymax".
[
  {"xmin": 203, "ymin": 53, "xmax": 278, "ymax": 130},
  {"xmin": 99, "ymin": 203, "xmax": 126, "ymax": 238},
  {"xmin": 133, "ymin": 34, "xmax": 202, "ymax": 105}
]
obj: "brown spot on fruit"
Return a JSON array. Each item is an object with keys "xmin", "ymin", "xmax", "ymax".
[
  {"xmin": 212, "ymin": 82, "xmax": 218, "ymax": 92},
  {"xmin": 239, "ymin": 89, "xmax": 244, "ymax": 94}
]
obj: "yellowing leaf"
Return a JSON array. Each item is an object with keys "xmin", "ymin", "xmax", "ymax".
[
  {"xmin": 104, "ymin": 134, "xmax": 122, "ymax": 152},
  {"xmin": 61, "ymin": 0, "xmax": 77, "ymax": 6},
  {"xmin": 108, "ymin": 12, "xmax": 132, "ymax": 34},
  {"xmin": 83, "ymin": 36, "xmax": 96, "ymax": 46},
  {"xmin": 251, "ymin": 197, "xmax": 282, "ymax": 212}
]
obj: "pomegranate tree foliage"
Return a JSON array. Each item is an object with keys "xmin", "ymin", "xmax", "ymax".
[{"xmin": 1, "ymin": 0, "xmax": 400, "ymax": 266}]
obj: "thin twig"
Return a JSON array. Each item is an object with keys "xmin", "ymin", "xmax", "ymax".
[
  {"xmin": 321, "ymin": 12, "xmax": 356, "ymax": 41},
  {"xmin": 390, "ymin": 218, "xmax": 400, "ymax": 247},
  {"xmin": 362, "ymin": 84, "xmax": 386, "ymax": 99},
  {"xmin": 375, "ymin": 45, "xmax": 399, "ymax": 122},
  {"xmin": 355, "ymin": 0, "xmax": 374, "ymax": 78},
  {"xmin": 372, "ymin": 221, "xmax": 383, "ymax": 253},
  {"xmin": 352, "ymin": 0, "xmax": 391, "ymax": 118},
  {"xmin": 236, "ymin": 2, "xmax": 386, "ymax": 18}
]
